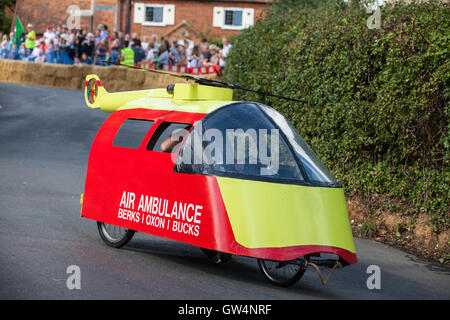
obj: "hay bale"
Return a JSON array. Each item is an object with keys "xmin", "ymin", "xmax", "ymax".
[
  {"xmin": 105, "ymin": 80, "xmax": 119, "ymax": 91},
  {"xmin": 0, "ymin": 59, "xmax": 216, "ymax": 92},
  {"xmin": 56, "ymin": 65, "xmax": 72, "ymax": 78},
  {"xmin": 0, "ymin": 61, "xmax": 8, "ymax": 81},
  {"xmin": 70, "ymin": 77, "xmax": 84, "ymax": 90},
  {"xmin": 26, "ymin": 62, "xmax": 40, "ymax": 74},
  {"xmin": 131, "ymin": 69, "xmax": 146, "ymax": 85}
]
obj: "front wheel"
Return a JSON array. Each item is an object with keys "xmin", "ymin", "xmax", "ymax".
[
  {"xmin": 257, "ymin": 258, "xmax": 306, "ymax": 287},
  {"xmin": 97, "ymin": 222, "xmax": 135, "ymax": 248}
]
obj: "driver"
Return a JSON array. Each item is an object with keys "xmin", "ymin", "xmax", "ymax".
[{"xmin": 160, "ymin": 128, "xmax": 188, "ymax": 153}]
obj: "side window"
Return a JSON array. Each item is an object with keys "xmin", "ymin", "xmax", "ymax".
[
  {"xmin": 147, "ymin": 122, "xmax": 192, "ymax": 153},
  {"xmin": 113, "ymin": 119, "xmax": 154, "ymax": 149}
]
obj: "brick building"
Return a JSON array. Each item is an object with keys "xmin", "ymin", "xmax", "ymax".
[{"xmin": 13, "ymin": 0, "xmax": 272, "ymax": 41}]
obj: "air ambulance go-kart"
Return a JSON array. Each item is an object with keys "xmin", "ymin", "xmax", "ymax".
[{"xmin": 81, "ymin": 74, "xmax": 357, "ymax": 287}]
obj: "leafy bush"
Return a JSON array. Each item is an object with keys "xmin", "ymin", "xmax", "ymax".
[
  {"xmin": 224, "ymin": 0, "xmax": 449, "ymax": 230},
  {"xmin": 0, "ymin": 0, "xmax": 13, "ymax": 35}
]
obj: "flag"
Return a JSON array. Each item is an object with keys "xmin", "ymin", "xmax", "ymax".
[{"xmin": 14, "ymin": 16, "xmax": 24, "ymax": 45}]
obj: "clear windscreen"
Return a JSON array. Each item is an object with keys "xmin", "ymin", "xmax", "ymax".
[{"xmin": 258, "ymin": 104, "xmax": 338, "ymax": 184}]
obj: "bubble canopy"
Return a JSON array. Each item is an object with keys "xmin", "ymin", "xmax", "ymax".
[{"xmin": 175, "ymin": 103, "xmax": 340, "ymax": 188}]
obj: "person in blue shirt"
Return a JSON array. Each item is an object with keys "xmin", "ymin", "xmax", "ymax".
[
  {"xmin": 154, "ymin": 43, "xmax": 169, "ymax": 69},
  {"xmin": 45, "ymin": 40, "xmax": 56, "ymax": 63},
  {"xmin": 132, "ymin": 39, "xmax": 146, "ymax": 65},
  {"xmin": 169, "ymin": 38, "xmax": 179, "ymax": 65},
  {"xmin": 109, "ymin": 39, "xmax": 120, "ymax": 64}
]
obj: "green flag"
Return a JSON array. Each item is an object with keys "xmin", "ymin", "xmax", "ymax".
[{"xmin": 14, "ymin": 17, "xmax": 24, "ymax": 45}]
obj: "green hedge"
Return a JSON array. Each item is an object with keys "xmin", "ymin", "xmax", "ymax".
[
  {"xmin": 224, "ymin": 0, "xmax": 449, "ymax": 230},
  {"xmin": 0, "ymin": 0, "xmax": 13, "ymax": 35}
]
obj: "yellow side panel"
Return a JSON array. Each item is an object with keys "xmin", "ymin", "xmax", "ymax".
[
  {"xmin": 216, "ymin": 177, "xmax": 356, "ymax": 253},
  {"xmin": 119, "ymin": 98, "xmax": 232, "ymax": 114}
]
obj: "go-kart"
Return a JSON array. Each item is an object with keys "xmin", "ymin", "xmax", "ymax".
[{"xmin": 81, "ymin": 73, "xmax": 357, "ymax": 287}]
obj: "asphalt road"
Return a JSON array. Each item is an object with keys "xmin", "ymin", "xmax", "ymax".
[{"xmin": 0, "ymin": 81, "xmax": 449, "ymax": 300}]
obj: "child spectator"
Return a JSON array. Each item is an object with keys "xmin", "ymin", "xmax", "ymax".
[
  {"xmin": 46, "ymin": 40, "xmax": 56, "ymax": 63},
  {"xmin": 94, "ymin": 37, "xmax": 109, "ymax": 66},
  {"xmin": 109, "ymin": 39, "xmax": 120, "ymax": 64},
  {"xmin": 18, "ymin": 43, "xmax": 27, "ymax": 60},
  {"xmin": 34, "ymin": 40, "xmax": 47, "ymax": 63},
  {"xmin": 82, "ymin": 52, "xmax": 92, "ymax": 64},
  {"xmin": 8, "ymin": 42, "xmax": 18, "ymax": 60}
]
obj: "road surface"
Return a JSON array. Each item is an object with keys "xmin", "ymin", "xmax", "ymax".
[{"xmin": 0, "ymin": 81, "xmax": 449, "ymax": 299}]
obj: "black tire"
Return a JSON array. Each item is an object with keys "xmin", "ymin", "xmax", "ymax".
[
  {"xmin": 97, "ymin": 221, "xmax": 135, "ymax": 248},
  {"xmin": 200, "ymin": 248, "xmax": 232, "ymax": 264},
  {"xmin": 257, "ymin": 258, "xmax": 306, "ymax": 287}
]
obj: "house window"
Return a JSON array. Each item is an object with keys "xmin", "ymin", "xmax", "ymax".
[
  {"xmin": 145, "ymin": 6, "xmax": 163, "ymax": 23},
  {"xmin": 213, "ymin": 7, "xmax": 254, "ymax": 30},
  {"xmin": 134, "ymin": 3, "xmax": 175, "ymax": 26},
  {"xmin": 224, "ymin": 9, "xmax": 243, "ymax": 27}
]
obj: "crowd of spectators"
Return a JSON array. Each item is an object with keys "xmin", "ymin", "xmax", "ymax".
[{"xmin": 0, "ymin": 23, "xmax": 232, "ymax": 71}]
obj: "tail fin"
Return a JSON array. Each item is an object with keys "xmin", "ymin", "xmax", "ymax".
[
  {"xmin": 84, "ymin": 74, "xmax": 162, "ymax": 113},
  {"xmin": 84, "ymin": 75, "xmax": 108, "ymax": 109}
]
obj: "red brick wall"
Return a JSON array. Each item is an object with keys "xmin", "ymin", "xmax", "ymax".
[
  {"xmin": 131, "ymin": 0, "xmax": 270, "ymax": 41},
  {"xmin": 14, "ymin": 0, "xmax": 117, "ymax": 34},
  {"xmin": 13, "ymin": 0, "xmax": 270, "ymax": 40}
]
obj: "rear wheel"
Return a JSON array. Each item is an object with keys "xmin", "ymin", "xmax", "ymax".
[
  {"xmin": 257, "ymin": 258, "xmax": 306, "ymax": 287},
  {"xmin": 97, "ymin": 222, "xmax": 135, "ymax": 248}
]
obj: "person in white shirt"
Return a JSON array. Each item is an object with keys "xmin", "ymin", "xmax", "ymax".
[
  {"xmin": 141, "ymin": 35, "xmax": 149, "ymax": 52},
  {"xmin": 43, "ymin": 26, "xmax": 56, "ymax": 45},
  {"xmin": 184, "ymin": 39, "xmax": 192, "ymax": 60},
  {"xmin": 59, "ymin": 26, "xmax": 69, "ymax": 42},
  {"xmin": 152, "ymin": 34, "xmax": 160, "ymax": 53},
  {"xmin": 219, "ymin": 37, "xmax": 232, "ymax": 69}
]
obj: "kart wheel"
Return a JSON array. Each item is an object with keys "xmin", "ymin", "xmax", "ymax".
[
  {"xmin": 257, "ymin": 258, "xmax": 306, "ymax": 287},
  {"xmin": 200, "ymin": 248, "xmax": 232, "ymax": 264},
  {"xmin": 97, "ymin": 222, "xmax": 135, "ymax": 248}
]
